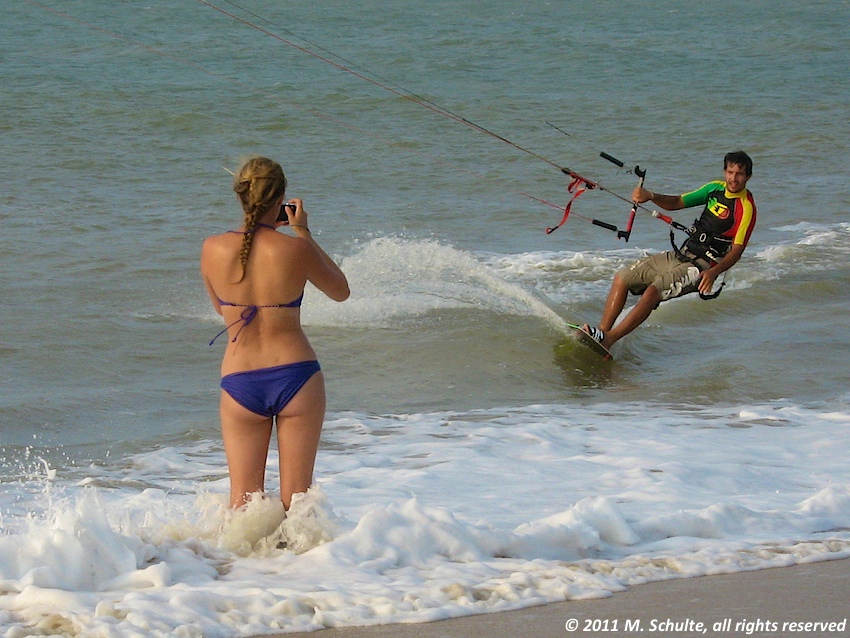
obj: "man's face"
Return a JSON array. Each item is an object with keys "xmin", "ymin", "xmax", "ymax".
[{"xmin": 724, "ymin": 163, "xmax": 751, "ymax": 194}]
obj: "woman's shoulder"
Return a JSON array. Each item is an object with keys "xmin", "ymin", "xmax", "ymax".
[
  {"xmin": 201, "ymin": 232, "xmax": 243, "ymax": 271},
  {"xmin": 202, "ymin": 227, "xmax": 310, "ymax": 257},
  {"xmin": 256, "ymin": 229, "xmax": 312, "ymax": 251},
  {"xmin": 202, "ymin": 231, "xmax": 235, "ymax": 252}
]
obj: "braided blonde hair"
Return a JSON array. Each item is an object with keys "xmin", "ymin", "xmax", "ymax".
[{"xmin": 232, "ymin": 157, "xmax": 287, "ymax": 279}]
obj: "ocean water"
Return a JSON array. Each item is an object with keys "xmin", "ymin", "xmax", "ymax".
[{"xmin": 2, "ymin": 0, "xmax": 850, "ymax": 635}]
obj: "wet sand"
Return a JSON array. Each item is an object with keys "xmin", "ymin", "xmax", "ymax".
[{"xmin": 261, "ymin": 558, "xmax": 850, "ymax": 638}]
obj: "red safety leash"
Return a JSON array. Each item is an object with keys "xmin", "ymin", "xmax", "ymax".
[{"xmin": 546, "ymin": 174, "xmax": 596, "ymax": 234}]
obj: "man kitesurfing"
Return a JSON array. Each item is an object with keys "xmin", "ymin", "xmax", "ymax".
[{"xmin": 581, "ymin": 150, "xmax": 757, "ymax": 351}]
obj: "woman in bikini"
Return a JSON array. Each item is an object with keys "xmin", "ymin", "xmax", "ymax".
[{"xmin": 201, "ymin": 157, "xmax": 350, "ymax": 510}]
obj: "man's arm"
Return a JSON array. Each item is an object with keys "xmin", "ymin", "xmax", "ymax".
[
  {"xmin": 698, "ymin": 243, "xmax": 745, "ymax": 295},
  {"xmin": 632, "ymin": 186, "xmax": 684, "ymax": 211}
]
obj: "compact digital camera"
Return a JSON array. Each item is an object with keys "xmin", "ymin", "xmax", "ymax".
[{"xmin": 276, "ymin": 202, "xmax": 297, "ymax": 222}]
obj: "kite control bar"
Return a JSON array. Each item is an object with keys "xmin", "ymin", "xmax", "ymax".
[
  {"xmin": 545, "ymin": 150, "xmax": 653, "ymax": 242},
  {"xmin": 589, "ymin": 151, "xmax": 647, "ymax": 242}
]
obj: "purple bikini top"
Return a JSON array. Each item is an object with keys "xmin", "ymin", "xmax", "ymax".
[{"xmin": 209, "ymin": 295, "xmax": 303, "ymax": 346}]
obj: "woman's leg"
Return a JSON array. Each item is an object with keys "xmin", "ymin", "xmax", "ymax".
[
  {"xmin": 275, "ymin": 371, "xmax": 326, "ymax": 510},
  {"xmin": 220, "ymin": 391, "xmax": 274, "ymax": 508}
]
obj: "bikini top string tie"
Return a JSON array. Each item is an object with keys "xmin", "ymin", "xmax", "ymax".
[{"xmin": 208, "ymin": 305, "xmax": 259, "ymax": 346}]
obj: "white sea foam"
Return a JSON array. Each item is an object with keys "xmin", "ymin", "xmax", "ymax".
[
  {"xmin": 3, "ymin": 402, "xmax": 850, "ymax": 637},
  {"xmin": 300, "ymin": 236, "xmax": 572, "ymax": 331}
]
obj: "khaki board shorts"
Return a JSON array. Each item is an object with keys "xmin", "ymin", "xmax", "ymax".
[{"xmin": 617, "ymin": 251, "xmax": 709, "ymax": 302}]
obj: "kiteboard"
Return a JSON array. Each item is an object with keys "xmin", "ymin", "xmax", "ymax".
[
  {"xmin": 517, "ymin": 285, "xmax": 614, "ymax": 363},
  {"xmin": 556, "ymin": 323, "xmax": 614, "ymax": 361},
  {"xmin": 571, "ymin": 324, "xmax": 614, "ymax": 361}
]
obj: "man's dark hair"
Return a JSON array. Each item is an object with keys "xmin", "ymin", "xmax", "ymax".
[{"xmin": 724, "ymin": 150, "xmax": 753, "ymax": 176}]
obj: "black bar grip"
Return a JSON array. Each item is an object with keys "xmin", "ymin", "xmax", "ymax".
[
  {"xmin": 592, "ymin": 219, "xmax": 619, "ymax": 232},
  {"xmin": 600, "ymin": 152, "xmax": 624, "ymax": 167}
]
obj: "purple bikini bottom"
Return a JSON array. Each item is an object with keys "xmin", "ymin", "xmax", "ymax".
[{"xmin": 220, "ymin": 360, "xmax": 321, "ymax": 417}]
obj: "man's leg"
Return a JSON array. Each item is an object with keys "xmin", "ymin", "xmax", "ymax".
[
  {"xmin": 601, "ymin": 284, "xmax": 661, "ymax": 349},
  {"xmin": 599, "ymin": 274, "xmax": 629, "ymax": 333}
]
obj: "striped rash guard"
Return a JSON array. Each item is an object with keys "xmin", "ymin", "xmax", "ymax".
[{"xmin": 680, "ymin": 181, "xmax": 757, "ymax": 260}]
